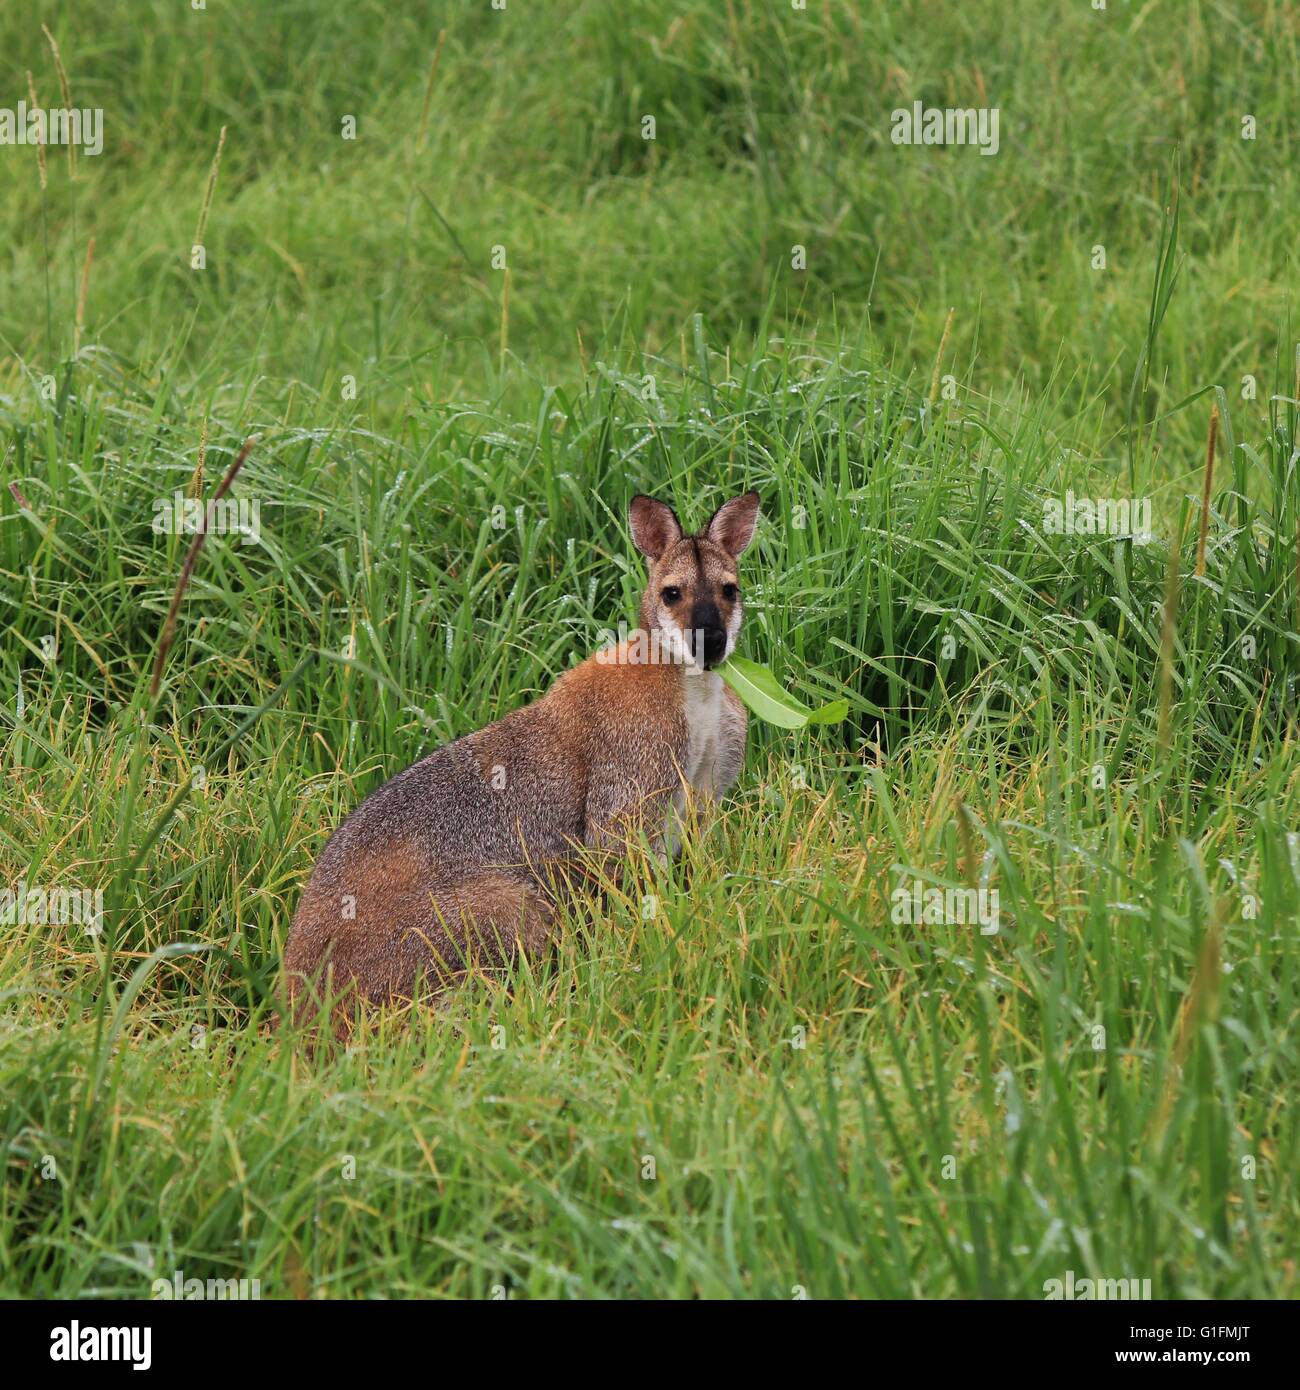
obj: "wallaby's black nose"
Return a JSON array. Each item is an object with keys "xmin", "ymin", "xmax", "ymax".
[{"xmin": 689, "ymin": 602, "xmax": 727, "ymax": 667}]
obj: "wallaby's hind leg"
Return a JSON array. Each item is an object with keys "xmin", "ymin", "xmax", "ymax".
[
  {"xmin": 436, "ymin": 871, "xmax": 556, "ymax": 968},
  {"xmin": 284, "ymin": 865, "xmax": 555, "ymax": 1039}
]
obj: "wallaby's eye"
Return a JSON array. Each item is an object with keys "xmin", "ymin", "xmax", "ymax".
[
  {"xmin": 661, "ymin": 586, "xmax": 681, "ymax": 604},
  {"xmin": 721, "ymin": 583, "xmax": 739, "ymax": 601}
]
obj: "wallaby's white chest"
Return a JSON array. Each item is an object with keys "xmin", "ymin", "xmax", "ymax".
[{"xmin": 682, "ymin": 669, "xmax": 725, "ymax": 790}]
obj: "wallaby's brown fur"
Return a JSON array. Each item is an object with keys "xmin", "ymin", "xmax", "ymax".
[{"xmin": 283, "ymin": 491, "xmax": 760, "ymax": 1036}]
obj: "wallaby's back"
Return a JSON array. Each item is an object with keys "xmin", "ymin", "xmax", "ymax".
[{"xmin": 283, "ymin": 652, "xmax": 692, "ymax": 1031}]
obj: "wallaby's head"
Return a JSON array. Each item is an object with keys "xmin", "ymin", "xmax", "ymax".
[{"xmin": 628, "ymin": 491, "xmax": 761, "ymax": 668}]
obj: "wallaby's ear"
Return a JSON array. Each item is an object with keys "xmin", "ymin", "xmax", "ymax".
[
  {"xmin": 628, "ymin": 495, "xmax": 683, "ymax": 561},
  {"xmin": 705, "ymin": 490, "xmax": 761, "ymax": 557}
]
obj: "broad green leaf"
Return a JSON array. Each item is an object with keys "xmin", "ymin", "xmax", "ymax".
[{"xmin": 717, "ymin": 654, "xmax": 849, "ymax": 729}]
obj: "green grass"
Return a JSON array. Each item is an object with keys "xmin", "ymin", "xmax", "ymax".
[{"xmin": 1, "ymin": 0, "xmax": 1298, "ymax": 1298}]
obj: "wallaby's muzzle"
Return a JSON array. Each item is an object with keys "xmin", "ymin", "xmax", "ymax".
[{"xmin": 688, "ymin": 601, "xmax": 728, "ymax": 667}]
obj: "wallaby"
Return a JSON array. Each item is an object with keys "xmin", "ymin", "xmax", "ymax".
[{"xmin": 283, "ymin": 490, "xmax": 761, "ymax": 1034}]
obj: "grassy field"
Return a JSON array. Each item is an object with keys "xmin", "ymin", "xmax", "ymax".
[{"xmin": 2, "ymin": 0, "xmax": 1298, "ymax": 1298}]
